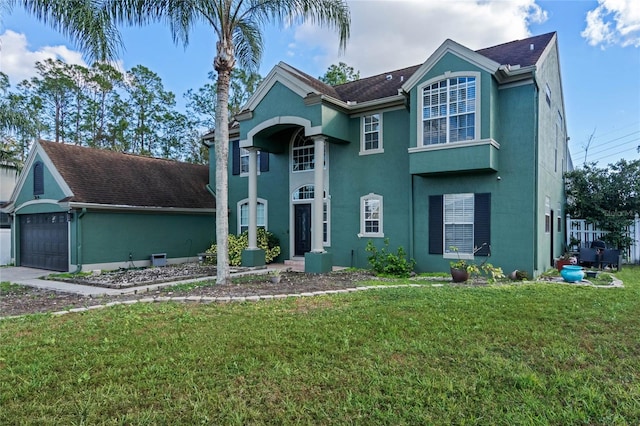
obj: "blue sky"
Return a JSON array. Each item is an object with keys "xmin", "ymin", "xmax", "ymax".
[{"xmin": 2, "ymin": 0, "xmax": 639, "ymax": 165}]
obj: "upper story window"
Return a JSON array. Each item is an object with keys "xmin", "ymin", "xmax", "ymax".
[
  {"xmin": 421, "ymin": 75, "xmax": 477, "ymax": 146},
  {"xmin": 232, "ymin": 141, "xmax": 269, "ymax": 176},
  {"xmin": 240, "ymin": 148, "xmax": 250, "ymax": 174},
  {"xmin": 292, "ymin": 132, "xmax": 315, "ymax": 172},
  {"xmin": 545, "ymin": 83, "xmax": 551, "ymax": 106},
  {"xmin": 361, "ymin": 113, "xmax": 383, "ymax": 154},
  {"xmin": 33, "ymin": 161, "xmax": 44, "ymax": 196}
]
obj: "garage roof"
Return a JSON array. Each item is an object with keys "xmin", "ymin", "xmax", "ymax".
[{"xmin": 39, "ymin": 140, "xmax": 215, "ymax": 210}]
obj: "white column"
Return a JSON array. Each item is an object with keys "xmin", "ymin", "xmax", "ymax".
[
  {"xmin": 634, "ymin": 213, "xmax": 640, "ymax": 264},
  {"xmin": 312, "ymin": 136, "xmax": 325, "ymax": 253},
  {"xmin": 247, "ymin": 148, "xmax": 258, "ymax": 250}
]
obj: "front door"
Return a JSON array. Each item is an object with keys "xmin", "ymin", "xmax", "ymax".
[{"xmin": 294, "ymin": 203, "xmax": 312, "ymax": 256}]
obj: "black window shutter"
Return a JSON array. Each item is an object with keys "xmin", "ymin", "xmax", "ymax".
[
  {"xmin": 259, "ymin": 151, "xmax": 269, "ymax": 172},
  {"xmin": 33, "ymin": 161, "xmax": 44, "ymax": 195},
  {"xmin": 232, "ymin": 140, "xmax": 240, "ymax": 175},
  {"xmin": 474, "ymin": 193, "xmax": 491, "ymax": 256},
  {"xmin": 429, "ymin": 195, "xmax": 443, "ymax": 254}
]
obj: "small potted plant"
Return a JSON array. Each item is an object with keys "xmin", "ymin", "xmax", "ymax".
[
  {"xmin": 449, "ymin": 246, "xmax": 479, "ymax": 282},
  {"xmin": 556, "ymin": 252, "xmax": 577, "ymax": 272},
  {"xmin": 270, "ymin": 269, "xmax": 282, "ymax": 283},
  {"xmin": 449, "ymin": 244, "xmax": 504, "ymax": 283}
]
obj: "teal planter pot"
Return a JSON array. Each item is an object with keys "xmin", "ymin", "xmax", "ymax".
[{"xmin": 560, "ymin": 265, "xmax": 585, "ymax": 283}]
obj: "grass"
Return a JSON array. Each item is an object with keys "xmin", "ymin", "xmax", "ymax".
[
  {"xmin": 1, "ymin": 267, "xmax": 639, "ymax": 424},
  {"xmin": 1, "ymin": 281, "xmax": 31, "ymax": 295}
]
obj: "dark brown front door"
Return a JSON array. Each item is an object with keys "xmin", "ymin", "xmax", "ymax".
[{"xmin": 294, "ymin": 204, "xmax": 312, "ymax": 256}]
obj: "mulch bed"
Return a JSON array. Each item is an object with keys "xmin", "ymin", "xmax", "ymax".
[{"xmin": 1, "ymin": 268, "xmax": 383, "ymax": 318}]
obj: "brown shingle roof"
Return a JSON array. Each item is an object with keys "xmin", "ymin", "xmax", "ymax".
[
  {"xmin": 475, "ymin": 32, "xmax": 555, "ymax": 68},
  {"xmin": 290, "ymin": 32, "xmax": 556, "ymax": 104},
  {"xmin": 39, "ymin": 140, "xmax": 214, "ymax": 209}
]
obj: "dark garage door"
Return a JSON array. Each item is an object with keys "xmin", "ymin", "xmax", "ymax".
[{"xmin": 20, "ymin": 212, "xmax": 69, "ymax": 271}]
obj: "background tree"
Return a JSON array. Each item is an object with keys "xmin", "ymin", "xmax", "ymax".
[
  {"xmin": 319, "ymin": 62, "xmax": 359, "ymax": 85},
  {"xmin": 124, "ymin": 65, "xmax": 177, "ymax": 156},
  {"xmin": 565, "ymin": 159, "xmax": 640, "ymax": 249}
]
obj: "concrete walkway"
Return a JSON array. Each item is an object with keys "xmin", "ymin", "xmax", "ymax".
[{"xmin": 0, "ymin": 266, "xmax": 282, "ymax": 297}]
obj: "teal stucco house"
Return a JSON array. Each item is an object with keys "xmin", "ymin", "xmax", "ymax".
[
  {"xmin": 3, "ymin": 140, "xmax": 215, "ymax": 271},
  {"xmin": 208, "ymin": 32, "xmax": 571, "ymax": 277}
]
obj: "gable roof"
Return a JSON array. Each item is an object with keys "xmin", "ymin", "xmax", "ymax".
[
  {"xmin": 38, "ymin": 140, "xmax": 214, "ymax": 210},
  {"xmin": 475, "ymin": 32, "xmax": 555, "ymax": 69},
  {"xmin": 257, "ymin": 32, "xmax": 556, "ymax": 106}
]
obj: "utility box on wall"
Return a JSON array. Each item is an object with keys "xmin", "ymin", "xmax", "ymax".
[{"xmin": 151, "ymin": 253, "xmax": 167, "ymax": 267}]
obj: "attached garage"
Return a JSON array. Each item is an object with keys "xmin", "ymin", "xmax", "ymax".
[
  {"xmin": 19, "ymin": 212, "xmax": 68, "ymax": 271},
  {"xmin": 3, "ymin": 140, "xmax": 216, "ymax": 272}
]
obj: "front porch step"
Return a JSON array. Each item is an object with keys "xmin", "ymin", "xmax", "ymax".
[{"xmin": 284, "ymin": 259, "xmax": 305, "ymax": 272}]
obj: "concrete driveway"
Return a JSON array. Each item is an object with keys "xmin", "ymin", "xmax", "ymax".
[
  {"xmin": 0, "ymin": 266, "xmax": 126, "ymax": 296},
  {"xmin": 0, "ymin": 266, "xmax": 52, "ymax": 283}
]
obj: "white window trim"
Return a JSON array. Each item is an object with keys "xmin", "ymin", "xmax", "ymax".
[
  {"xmin": 360, "ymin": 193, "xmax": 384, "ymax": 238},
  {"xmin": 443, "ymin": 193, "xmax": 474, "ymax": 256},
  {"xmin": 323, "ymin": 198, "xmax": 331, "ymax": 247},
  {"xmin": 239, "ymin": 149, "xmax": 261, "ymax": 177},
  {"xmin": 417, "ymin": 71, "xmax": 481, "ymax": 148},
  {"xmin": 237, "ymin": 198, "xmax": 268, "ymax": 234},
  {"xmin": 544, "ymin": 196, "xmax": 551, "ymax": 234},
  {"xmin": 291, "ymin": 132, "xmax": 315, "ymax": 173},
  {"xmin": 359, "ymin": 113, "xmax": 384, "ymax": 156}
]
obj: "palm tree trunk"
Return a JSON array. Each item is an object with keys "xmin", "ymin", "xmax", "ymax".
[{"xmin": 214, "ymin": 61, "xmax": 233, "ymax": 285}]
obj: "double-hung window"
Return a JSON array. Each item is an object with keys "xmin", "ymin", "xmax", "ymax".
[
  {"xmin": 422, "ymin": 75, "xmax": 477, "ymax": 145},
  {"xmin": 240, "ymin": 148, "xmax": 250, "ymax": 174},
  {"xmin": 361, "ymin": 113, "xmax": 383, "ymax": 154},
  {"xmin": 232, "ymin": 141, "xmax": 269, "ymax": 175},
  {"xmin": 444, "ymin": 193, "xmax": 474, "ymax": 254},
  {"xmin": 360, "ymin": 193, "xmax": 384, "ymax": 238},
  {"xmin": 238, "ymin": 199, "xmax": 266, "ymax": 234},
  {"xmin": 429, "ymin": 193, "xmax": 491, "ymax": 257}
]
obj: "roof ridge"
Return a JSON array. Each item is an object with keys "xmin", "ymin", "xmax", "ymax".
[
  {"xmin": 38, "ymin": 140, "xmax": 206, "ymax": 167},
  {"xmin": 475, "ymin": 31, "xmax": 556, "ymax": 52}
]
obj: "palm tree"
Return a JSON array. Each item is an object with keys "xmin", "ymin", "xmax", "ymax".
[{"xmin": 13, "ymin": 0, "xmax": 350, "ymax": 284}]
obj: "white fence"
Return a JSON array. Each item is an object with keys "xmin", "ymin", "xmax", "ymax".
[{"xmin": 566, "ymin": 214, "xmax": 640, "ymax": 264}]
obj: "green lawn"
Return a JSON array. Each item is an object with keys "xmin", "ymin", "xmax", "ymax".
[{"xmin": 2, "ymin": 267, "xmax": 639, "ymax": 425}]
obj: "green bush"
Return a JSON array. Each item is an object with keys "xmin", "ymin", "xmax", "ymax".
[
  {"xmin": 365, "ymin": 238, "xmax": 416, "ymax": 278},
  {"xmin": 205, "ymin": 228, "xmax": 281, "ymax": 266}
]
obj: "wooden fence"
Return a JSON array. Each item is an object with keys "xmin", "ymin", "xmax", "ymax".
[{"xmin": 566, "ymin": 214, "xmax": 640, "ymax": 264}]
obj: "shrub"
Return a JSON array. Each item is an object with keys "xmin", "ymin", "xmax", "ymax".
[
  {"xmin": 365, "ymin": 238, "xmax": 416, "ymax": 277},
  {"xmin": 205, "ymin": 228, "xmax": 281, "ymax": 266}
]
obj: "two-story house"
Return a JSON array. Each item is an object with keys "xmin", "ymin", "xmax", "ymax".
[{"xmin": 206, "ymin": 32, "xmax": 571, "ymax": 277}]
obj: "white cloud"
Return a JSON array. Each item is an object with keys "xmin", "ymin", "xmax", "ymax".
[
  {"xmin": 287, "ymin": 0, "xmax": 548, "ymax": 77},
  {"xmin": 0, "ymin": 30, "xmax": 87, "ymax": 85},
  {"xmin": 582, "ymin": 0, "xmax": 640, "ymax": 48}
]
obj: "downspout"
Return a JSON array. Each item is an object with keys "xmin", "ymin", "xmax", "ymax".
[
  {"xmin": 532, "ymin": 71, "xmax": 540, "ymax": 274},
  {"xmin": 206, "ymin": 184, "xmax": 216, "ymax": 198},
  {"xmin": 73, "ymin": 208, "xmax": 87, "ymax": 273},
  {"xmin": 409, "ymin": 174, "xmax": 415, "ymax": 264}
]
